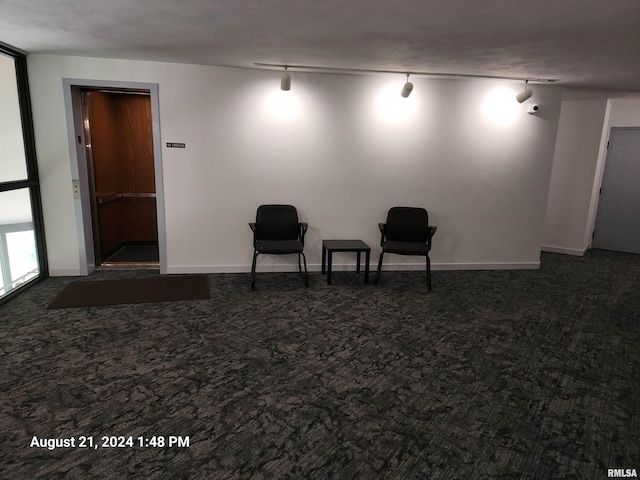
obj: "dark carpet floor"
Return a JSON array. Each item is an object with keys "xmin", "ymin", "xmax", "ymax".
[{"xmin": 0, "ymin": 250, "xmax": 638, "ymax": 479}]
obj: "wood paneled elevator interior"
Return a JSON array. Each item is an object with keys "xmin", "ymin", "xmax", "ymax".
[{"xmin": 83, "ymin": 90, "xmax": 158, "ymax": 265}]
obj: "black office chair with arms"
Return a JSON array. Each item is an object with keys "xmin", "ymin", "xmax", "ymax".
[
  {"xmin": 375, "ymin": 207, "xmax": 437, "ymax": 290},
  {"xmin": 249, "ymin": 204, "xmax": 309, "ymax": 290}
]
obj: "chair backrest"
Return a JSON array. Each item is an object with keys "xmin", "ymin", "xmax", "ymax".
[
  {"xmin": 255, "ymin": 204, "xmax": 300, "ymax": 241},
  {"xmin": 385, "ymin": 207, "xmax": 429, "ymax": 242}
]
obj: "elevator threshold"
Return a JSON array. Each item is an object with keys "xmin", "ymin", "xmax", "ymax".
[{"xmin": 101, "ymin": 243, "xmax": 159, "ymax": 267}]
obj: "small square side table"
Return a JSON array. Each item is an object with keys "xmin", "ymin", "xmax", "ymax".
[{"xmin": 321, "ymin": 239, "xmax": 371, "ymax": 285}]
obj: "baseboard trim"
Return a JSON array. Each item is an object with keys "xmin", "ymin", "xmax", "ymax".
[
  {"xmin": 49, "ymin": 268, "xmax": 85, "ymax": 277},
  {"xmin": 431, "ymin": 261, "xmax": 540, "ymax": 270},
  {"xmin": 541, "ymin": 245, "xmax": 587, "ymax": 256},
  {"xmin": 166, "ymin": 261, "xmax": 540, "ymax": 274}
]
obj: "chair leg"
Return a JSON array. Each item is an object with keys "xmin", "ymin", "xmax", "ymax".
[
  {"xmin": 374, "ymin": 251, "xmax": 384, "ymax": 285},
  {"xmin": 426, "ymin": 255, "xmax": 432, "ymax": 291},
  {"xmin": 298, "ymin": 252, "xmax": 309, "ymax": 287},
  {"xmin": 251, "ymin": 251, "xmax": 259, "ymax": 290}
]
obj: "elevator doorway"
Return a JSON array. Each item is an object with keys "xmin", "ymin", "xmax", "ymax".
[{"xmin": 82, "ymin": 89, "xmax": 159, "ymax": 266}]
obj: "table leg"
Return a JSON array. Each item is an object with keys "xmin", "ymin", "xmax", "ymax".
[
  {"xmin": 321, "ymin": 245, "xmax": 326, "ymax": 274},
  {"xmin": 364, "ymin": 249, "xmax": 370, "ymax": 284},
  {"xmin": 327, "ymin": 251, "xmax": 333, "ymax": 285},
  {"xmin": 356, "ymin": 251, "xmax": 361, "ymax": 273}
]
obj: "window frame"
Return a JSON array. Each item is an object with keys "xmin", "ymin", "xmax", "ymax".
[{"xmin": 0, "ymin": 42, "xmax": 48, "ymax": 305}]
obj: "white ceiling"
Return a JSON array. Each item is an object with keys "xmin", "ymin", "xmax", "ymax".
[{"xmin": 2, "ymin": 0, "xmax": 640, "ymax": 91}]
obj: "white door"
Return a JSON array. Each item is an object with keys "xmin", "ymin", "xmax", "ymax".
[{"xmin": 592, "ymin": 128, "xmax": 640, "ymax": 254}]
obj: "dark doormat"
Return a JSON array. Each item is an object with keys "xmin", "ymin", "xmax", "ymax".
[{"xmin": 48, "ymin": 275, "xmax": 210, "ymax": 309}]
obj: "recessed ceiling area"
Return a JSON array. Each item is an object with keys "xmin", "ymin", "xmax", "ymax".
[{"xmin": 1, "ymin": 0, "xmax": 639, "ymax": 91}]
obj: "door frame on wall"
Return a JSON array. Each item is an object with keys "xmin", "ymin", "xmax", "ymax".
[
  {"xmin": 62, "ymin": 79, "xmax": 167, "ymax": 275},
  {"xmin": 584, "ymin": 99, "xmax": 640, "ymax": 253},
  {"xmin": 591, "ymin": 127, "xmax": 640, "ymax": 254}
]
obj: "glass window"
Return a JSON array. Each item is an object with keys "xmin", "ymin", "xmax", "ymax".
[
  {"xmin": 0, "ymin": 53, "xmax": 28, "ymax": 182},
  {"xmin": 0, "ymin": 45, "xmax": 46, "ymax": 303},
  {"xmin": 8, "ymin": 231, "xmax": 39, "ymax": 285},
  {"xmin": 0, "ymin": 253, "xmax": 5, "ymax": 296},
  {"xmin": 0, "ymin": 189, "xmax": 40, "ymax": 298}
]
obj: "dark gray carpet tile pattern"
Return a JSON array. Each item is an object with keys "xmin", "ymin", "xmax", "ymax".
[{"xmin": 0, "ymin": 250, "xmax": 638, "ymax": 479}]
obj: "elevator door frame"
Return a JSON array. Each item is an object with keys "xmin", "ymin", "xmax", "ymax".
[
  {"xmin": 63, "ymin": 79, "xmax": 167, "ymax": 275},
  {"xmin": 82, "ymin": 89, "xmax": 158, "ymax": 266}
]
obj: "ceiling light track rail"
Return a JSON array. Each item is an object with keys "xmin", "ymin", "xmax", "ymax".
[{"xmin": 254, "ymin": 62, "xmax": 558, "ymax": 84}]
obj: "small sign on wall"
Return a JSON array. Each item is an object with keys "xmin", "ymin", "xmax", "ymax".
[{"xmin": 166, "ymin": 142, "xmax": 186, "ymax": 148}]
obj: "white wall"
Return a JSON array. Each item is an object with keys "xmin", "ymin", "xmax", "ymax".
[
  {"xmin": 543, "ymin": 95, "xmax": 640, "ymax": 255},
  {"xmin": 27, "ymin": 55, "xmax": 564, "ymax": 275},
  {"xmin": 542, "ymin": 99, "xmax": 608, "ymax": 254}
]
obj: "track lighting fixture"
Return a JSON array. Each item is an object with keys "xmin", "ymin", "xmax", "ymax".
[
  {"xmin": 261, "ymin": 64, "xmax": 557, "ymax": 109},
  {"xmin": 401, "ymin": 74, "xmax": 414, "ymax": 98},
  {"xmin": 280, "ymin": 67, "xmax": 291, "ymax": 91},
  {"xmin": 516, "ymin": 80, "xmax": 533, "ymax": 103},
  {"xmin": 256, "ymin": 62, "xmax": 558, "ymax": 85}
]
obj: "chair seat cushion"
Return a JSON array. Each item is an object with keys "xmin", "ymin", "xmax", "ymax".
[
  {"xmin": 255, "ymin": 240, "xmax": 304, "ymax": 254},
  {"xmin": 383, "ymin": 241, "xmax": 430, "ymax": 255}
]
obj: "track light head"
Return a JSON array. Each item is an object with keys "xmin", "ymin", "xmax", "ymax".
[
  {"xmin": 401, "ymin": 74, "xmax": 413, "ymax": 98},
  {"xmin": 516, "ymin": 80, "xmax": 533, "ymax": 103},
  {"xmin": 280, "ymin": 67, "xmax": 291, "ymax": 91}
]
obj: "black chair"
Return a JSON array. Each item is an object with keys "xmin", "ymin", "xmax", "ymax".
[
  {"xmin": 249, "ymin": 204, "xmax": 309, "ymax": 290},
  {"xmin": 375, "ymin": 207, "xmax": 437, "ymax": 290}
]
